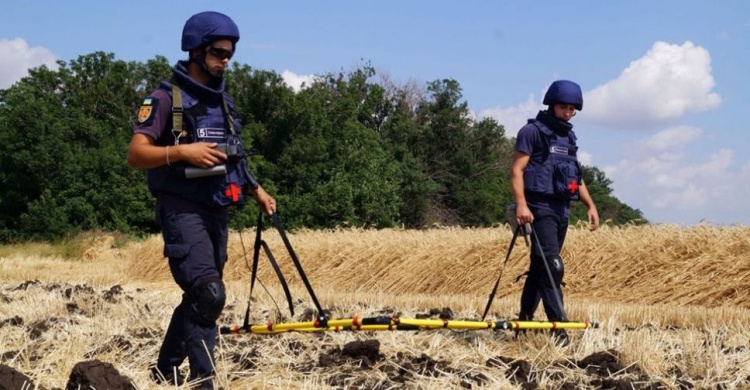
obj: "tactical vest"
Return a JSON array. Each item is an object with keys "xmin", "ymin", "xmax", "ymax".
[
  {"xmin": 147, "ymin": 82, "xmax": 251, "ymax": 208},
  {"xmin": 522, "ymin": 119, "xmax": 582, "ymax": 201}
]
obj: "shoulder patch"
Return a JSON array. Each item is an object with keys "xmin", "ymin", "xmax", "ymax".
[{"xmin": 138, "ymin": 97, "xmax": 158, "ymax": 124}]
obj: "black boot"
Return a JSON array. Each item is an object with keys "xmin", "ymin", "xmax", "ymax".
[
  {"xmin": 150, "ymin": 366, "xmax": 186, "ymax": 386},
  {"xmin": 551, "ymin": 328, "xmax": 570, "ymax": 347},
  {"xmin": 515, "ymin": 313, "xmax": 533, "ymax": 339}
]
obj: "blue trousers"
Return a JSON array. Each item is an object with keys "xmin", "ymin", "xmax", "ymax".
[
  {"xmin": 157, "ymin": 211, "xmax": 228, "ymax": 387},
  {"xmin": 519, "ymin": 208, "xmax": 568, "ymax": 321}
]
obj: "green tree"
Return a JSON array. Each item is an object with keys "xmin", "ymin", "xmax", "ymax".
[
  {"xmin": 404, "ymin": 79, "xmax": 514, "ymax": 226},
  {"xmin": 0, "ymin": 53, "xmax": 171, "ymax": 241},
  {"xmin": 267, "ymin": 67, "xmax": 402, "ymax": 228},
  {"xmin": 0, "ymin": 52, "xmax": 648, "ymax": 241}
]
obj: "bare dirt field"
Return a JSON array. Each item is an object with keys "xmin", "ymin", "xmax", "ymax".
[{"xmin": 1, "ymin": 224, "xmax": 748, "ymax": 389}]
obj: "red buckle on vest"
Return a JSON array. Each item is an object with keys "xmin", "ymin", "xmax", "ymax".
[{"xmin": 225, "ymin": 183, "xmax": 241, "ymax": 202}]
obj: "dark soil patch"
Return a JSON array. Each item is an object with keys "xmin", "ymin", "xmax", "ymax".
[
  {"xmin": 382, "ymin": 352, "xmax": 455, "ymax": 382},
  {"xmin": 458, "ymin": 372, "xmax": 489, "ymax": 388},
  {"xmin": 84, "ymin": 335, "xmax": 133, "ymax": 358},
  {"xmin": 552, "ymin": 358, "xmax": 578, "ymax": 370},
  {"xmin": 415, "ymin": 307, "xmax": 454, "ymax": 320},
  {"xmin": 66, "ymin": 302, "xmax": 87, "ymax": 315},
  {"xmin": 318, "ymin": 352, "xmax": 338, "ymax": 368},
  {"xmin": 377, "ymin": 306, "xmax": 398, "ymax": 315},
  {"xmin": 326, "ymin": 370, "xmax": 397, "ymax": 389},
  {"xmin": 0, "ymin": 364, "xmax": 45, "ymax": 390},
  {"xmin": 296, "ymin": 306, "xmax": 334, "ymax": 322},
  {"xmin": 315, "ymin": 340, "xmax": 382, "ymax": 371},
  {"xmin": 342, "ymin": 339, "xmax": 380, "ymax": 362},
  {"xmin": 64, "ymin": 284, "xmax": 95, "ymax": 299},
  {"xmin": 559, "ymin": 382, "xmax": 581, "ymax": 390},
  {"xmin": 676, "ymin": 378, "xmax": 695, "ymax": 389},
  {"xmin": 577, "ymin": 349, "xmax": 639, "ymax": 377},
  {"xmin": 28, "ymin": 317, "xmax": 60, "ymax": 339},
  {"xmin": 102, "ymin": 285, "xmax": 124, "ymax": 303},
  {"xmin": 298, "ymin": 307, "xmax": 316, "ymax": 321},
  {"xmin": 129, "ymin": 326, "xmax": 159, "ymax": 339},
  {"xmin": 589, "ymin": 378, "xmax": 635, "ymax": 389},
  {"xmin": 487, "ymin": 356, "xmax": 536, "ymax": 389},
  {"xmin": 438, "ymin": 307, "xmax": 454, "ymax": 320},
  {"xmin": 285, "ymin": 339, "xmax": 307, "ymax": 354},
  {"xmin": 0, "ymin": 293, "xmax": 11, "ymax": 303},
  {"xmin": 13, "ymin": 280, "xmax": 41, "ymax": 291},
  {"xmin": 0, "ymin": 316, "xmax": 23, "ymax": 328},
  {"xmin": 1, "ymin": 351, "xmax": 20, "ymax": 363},
  {"xmin": 229, "ymin": 348, "xmax": 259, "ymax": 371},
  {"xmin": 65, "ymin": 360, "xmax": 135, "ymax": 390},
  {"xmin": 325, "ymin": 371, "xmax": 354, "ymax": 387},
  {"xmin": 722, "ymin": 345, "xmax": 747, "ymax": 354}
]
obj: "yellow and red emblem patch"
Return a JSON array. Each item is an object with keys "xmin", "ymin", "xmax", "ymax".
[{"xmin": 138, "ymin": 98, "xmax": 154, "ymax": 123}]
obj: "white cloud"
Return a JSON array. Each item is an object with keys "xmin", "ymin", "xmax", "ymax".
[
  {"xmin": 643, "ymin": 125, "xmax": 703, "ymax": 151},
  {"xmin": 652, "ymin": 184, "xmax": 707, "ymax": 209},
  {"xmin": 479, "ymin": 94, "xmax": 541, "ymax": 134},
  {"xmin": 281, "ymin": 70, "xmax": 317, "ymax": 93},
  {"xmin": 0, "ymin": 38, "xmax": 57, "ymax": 89},
  {"xmin": 584, "ymin": 41, "xmax": 721, "ymax": 128},
  {"xmin": 606, "ymin": 130, "xmax": 750, "ymax": 224},
  {"xmin": 578, "ymin": 151, "xmax": 593, "ymax": 166}
]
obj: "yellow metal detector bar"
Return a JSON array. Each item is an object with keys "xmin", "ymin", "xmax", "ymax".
[
  {"xmin": 225, "ymin": 210, "xmax": 600, "ymax": 336},
  {"xmin": 221, "ymin": 315, "xmax": 599, "ymax": 335}
]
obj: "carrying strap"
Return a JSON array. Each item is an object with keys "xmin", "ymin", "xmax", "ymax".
[
  {"xmin": 171, "ymin": 84, "xmax": 185, "ymax": 144},
  {"xmin": 242, "ymin": 212, "xmax": 328, "ymax": 331},
  {"xmin": 269, "ymin": 213, "xmax": 325, "ymax": 316},
  {"xmin": 481, "ymin": 222, "xmax": 569, "ymax": 321},
  {"xmin": 242, "ymin": 213, "xmax": 294, "ymax": 331},
  {"xmin": 221, "ymin": 96, "xmax": 236, "ymax": 136},
  {"xmin": 481, "ymin": 224, "xmax": 529, "ymax": 320}
]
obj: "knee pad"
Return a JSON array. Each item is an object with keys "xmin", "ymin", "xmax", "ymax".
[
  {"xmin": 189, "ymin": 277, "xmax": 226, "ymax": 326},
  {"xmin": 547, "ymin": 255, "xmax": 565, "ymax": 286}
]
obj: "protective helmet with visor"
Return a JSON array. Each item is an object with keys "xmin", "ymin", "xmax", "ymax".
[
  {"xmin": 543, "ymin": 80, "xmax": 583, "ymax": 111},
  {"xmin": 181, "ymin": 11, "xmax": 240, "ymax": 52}
]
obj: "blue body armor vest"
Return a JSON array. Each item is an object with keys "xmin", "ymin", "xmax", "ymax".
[
  {"xmin": 522, "ymin": 119, "xmax": 582, "ymax": 201},
  {"xmin": 147, "ymin": 78, "xmax": 253, "ymax": 208}
]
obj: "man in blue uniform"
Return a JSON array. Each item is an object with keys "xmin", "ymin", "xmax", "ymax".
[
  {"xmin": 510, "ymin": 80, "xmax": 599, "ymax": 344},
  {"xmin": 127, "ymin": 11, "xmax": 275, "ymax": 388}
]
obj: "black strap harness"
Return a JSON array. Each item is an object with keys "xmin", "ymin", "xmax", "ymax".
[
  {"xmin": 241, "ymin": 212, "xmax": 328, "ymax": 332},
  {"xmin": 481, "ymin": 223, "xmax": 568, "ymax": 322}
]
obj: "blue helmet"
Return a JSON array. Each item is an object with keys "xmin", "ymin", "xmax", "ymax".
[
  {"xmin": 543, "ymin": 80, "xmax": 583, "ymax": 111},
  {"xmin": 181, "ymin": 11, "xmax": 240, "ymax": 52}
]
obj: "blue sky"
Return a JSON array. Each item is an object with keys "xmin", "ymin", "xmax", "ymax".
[{"xmin": 2, "ymin": 1, "xmax": 749, "ymax": 225}]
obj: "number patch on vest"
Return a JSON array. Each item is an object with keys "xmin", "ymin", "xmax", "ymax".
[{"xmin": 197, "ymin": 128, "xmax": 227, "ymax": 139}]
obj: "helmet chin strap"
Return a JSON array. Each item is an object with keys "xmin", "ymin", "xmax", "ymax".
[{"xmin": 192, "ymin": 53, "xmax": 224, "ymax": 81}]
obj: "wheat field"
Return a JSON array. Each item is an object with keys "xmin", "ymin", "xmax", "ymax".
[{"xmin": 0, "ymin": 224, "xmax": 748, "ymax": 389}]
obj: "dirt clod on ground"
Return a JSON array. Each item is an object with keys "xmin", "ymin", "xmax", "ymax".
[
  {"xmin": 65, "ymin": 360, "xmax": 135, "ymax": 390},
  {"xmin": 342, "ymin": 339, "xmax": 381, "ymax": 362},
  {"xmin": 0, "ymin": 364, "xmax": 45, "ymax": 390}
]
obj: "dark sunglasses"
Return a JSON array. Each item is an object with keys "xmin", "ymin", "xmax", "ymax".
[{"xmin": 206, "ymin": 45, "xmax": 233, "ymax": 60}]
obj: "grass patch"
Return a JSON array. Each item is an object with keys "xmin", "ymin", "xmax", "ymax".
[{"xmin": 0, "ymin": 230, "xmax": 132, "ymax": 260}]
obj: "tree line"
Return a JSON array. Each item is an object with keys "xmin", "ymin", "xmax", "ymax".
[{"xmin": 0, "ymin": 52, "xmax": 645, "ymax": 241}]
